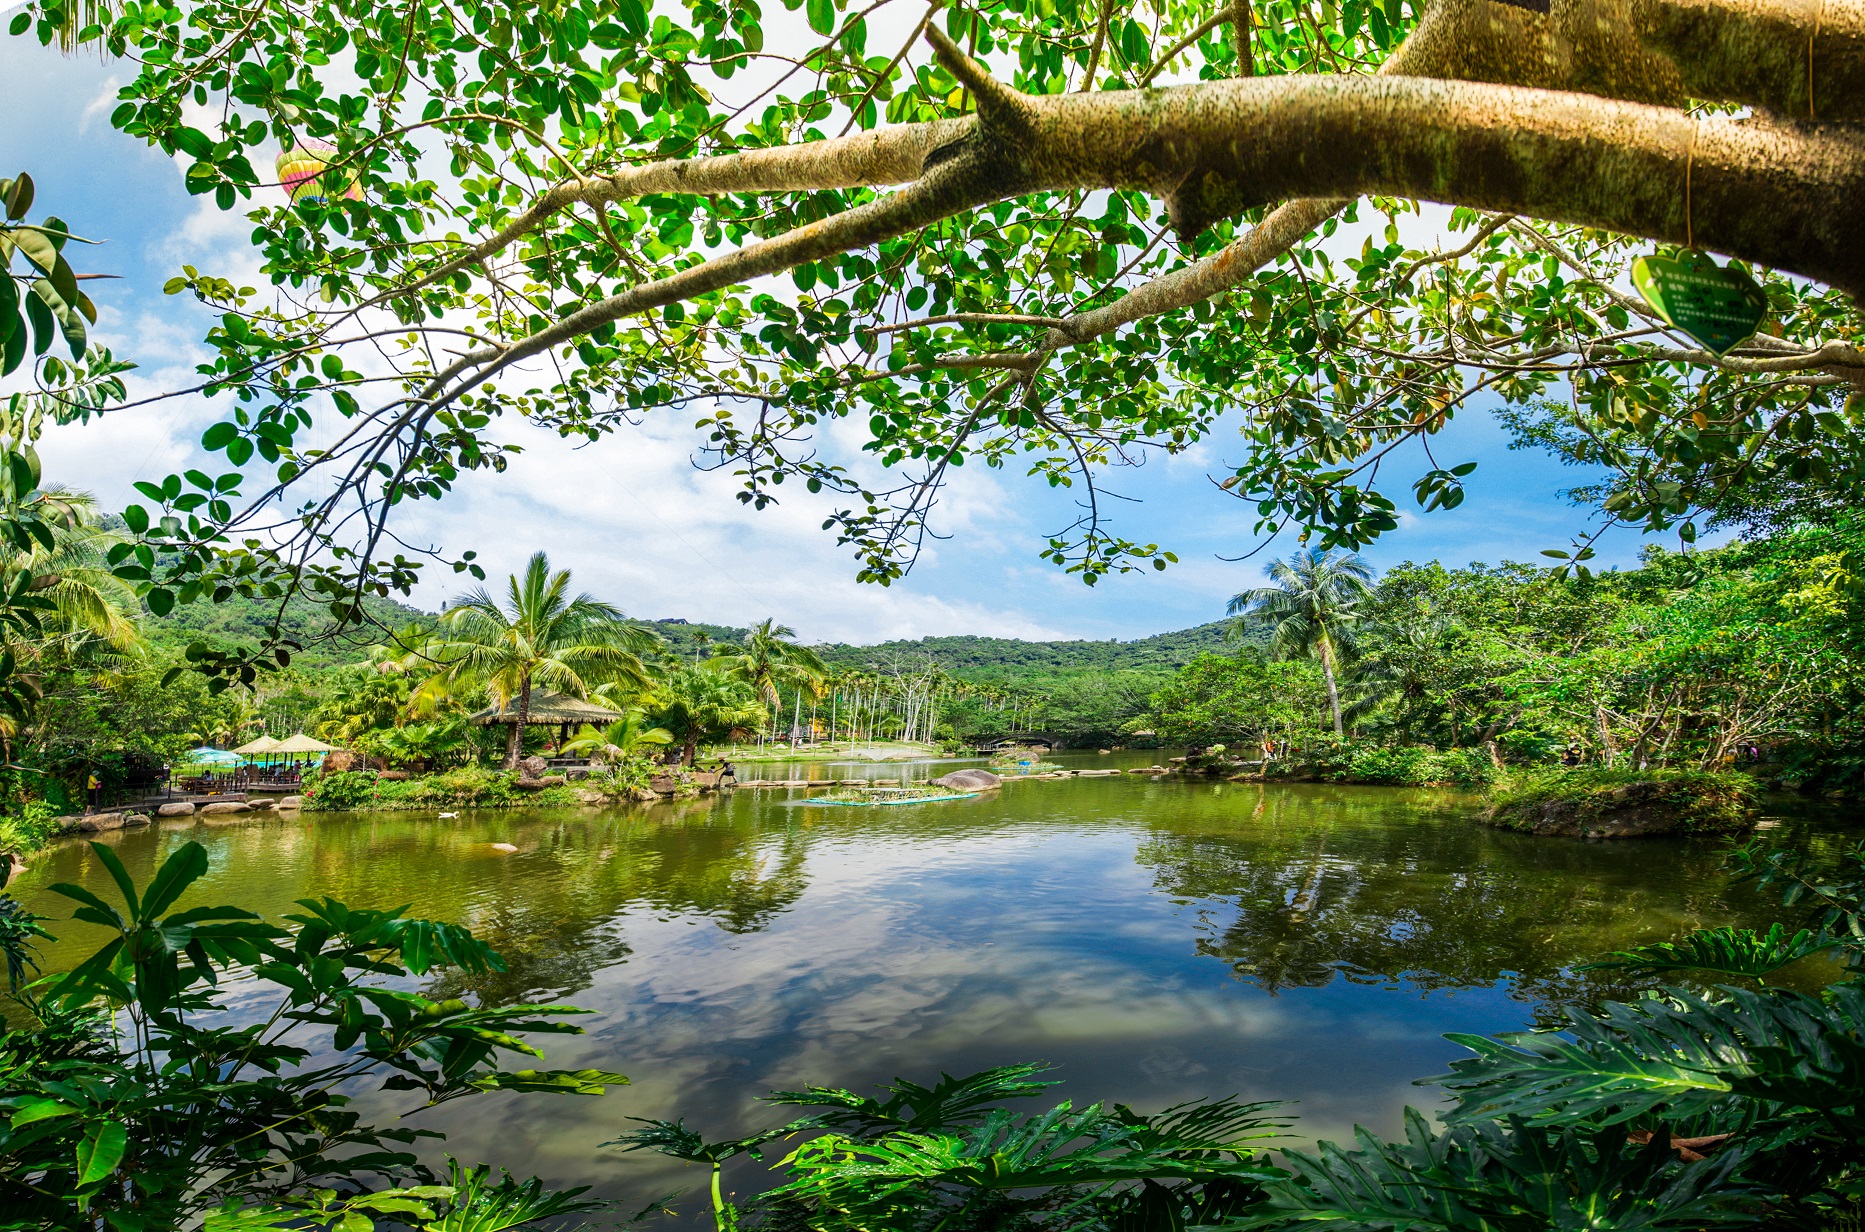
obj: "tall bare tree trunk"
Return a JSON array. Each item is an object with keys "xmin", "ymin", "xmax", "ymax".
[
  {"xmin": 503, "ymin": 676, "xmax": 532, "ymax": 770},
  {"xmin": 1319, "ymin": 637, "xmax": 1344, "ymax": 736}
]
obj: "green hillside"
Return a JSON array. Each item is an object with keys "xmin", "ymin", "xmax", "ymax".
[
  {"xmin": 812, "ymin": 620, "xmax": 1252, "ymax": 683},
  {"xmin": 145, "ymin": 599, "xmax": 1251, "ymax": 682},
  {"xmin": 641, "ymin": 617, "xmax": 1254, "ymax": 683},
  {"xmin": 143, "ymin": 592, "xmax": 434, "ymax": 669}
]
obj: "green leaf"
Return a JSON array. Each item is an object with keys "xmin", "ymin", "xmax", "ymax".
[
  {"xmin": 805, "ymin": 0, "xmax": 835, "ymax": 36},
  {"xmin": 0, "ymin": 271, "xmax": 18, "ymax": 345},
  {"xmin": 76, "ymin": 1119, "xmax": 127, "ymax": 1186},
  {"xmin": 89, "ymin": 841, "xmax": 141, "ymax": 919},
  {"xmin": 1580, "ymin": 923, "xmax": 1841, "ymax": 982},
  {"xmin": 10, "ymin": 227, "xmax": 60, "ymax": 281},
  {"xmin": 614, "ymin": 0, "xmax": 648, "ymax": 35},
  {"xmin": 1, "ymin": 310, "xmax": 24, "ymax": 376},
  {"xmin": 45, "ymin": 880, "xmax": 126, "ymax": 927},
  {"xmin": 8, "ymin": 1098, "xmax": 76, "ymax": 1127},
  {"xmin": 147, "ymin": 587, "xmax": 175, "ymax": 617},
  {"xmin": 121, "ymin": 504, "xmax": 149, "ymax": 535},
  {"xmin": 201, "ymin": 422, "xmax": 239, "ymax": 451},
  {"xmin": 24, "ymin": 280, "xmax": 54, "ymax": 356},
  {"xmin": 467, "ymin": 1067, "xmax": 632, "ymax": 1095},
  {"xmin": 174, "ymin": 127, "xmax": 215, "ymax": 158},
  {"xmin": 138, "ymin": 842, "xmax": 210, "ymax": 921}
]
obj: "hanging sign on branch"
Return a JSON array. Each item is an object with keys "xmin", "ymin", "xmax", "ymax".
[{"xmin": 1630, "ymin": 252, "xmax": 1768, "ymax": 358}]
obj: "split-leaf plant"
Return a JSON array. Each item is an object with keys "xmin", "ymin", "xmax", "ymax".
[{"xmin": 0, "ymin": 839, "xmax": 626, "ymax": 1230}]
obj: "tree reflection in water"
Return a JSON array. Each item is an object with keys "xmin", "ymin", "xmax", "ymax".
[{"xmin": 1132, "ymin": 781, "xmax": 1802, "ymax": 1010}]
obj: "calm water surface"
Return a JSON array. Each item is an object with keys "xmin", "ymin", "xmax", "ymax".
[{"xmin": 9, "ymin": 753, "xmax": 1853, "ymax": 1221}]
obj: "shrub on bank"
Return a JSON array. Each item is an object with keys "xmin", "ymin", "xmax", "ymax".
[
  {"xmin": 1486, "ymin": 766, "xmax": 1758, "ymax": 836},
  {"xmin": 303, "ymin": 766, "xmax": 594, "ymax": 812},
  {"xmin": 1257, "ymin": 739, "xmax": 1500, "ymax": 788},
  {"xmin": 1340, "ymin": 744, "xmax": 1499, "ymax": 788},
  {"xmin": 0, "ymin": 801, "xmax": 61, "ymax": 856}
]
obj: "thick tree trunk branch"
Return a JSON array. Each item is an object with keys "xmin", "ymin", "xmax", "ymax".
[
  {"xmin": 924, "ymin": 26, "xmax": 1864, "ymax": 295},
  {"xmin": 376, "ymin": 118, "xmax": 970, "ymax": 311},
  {"xmin": 436, "ymin": 139, "xmax": 1026, "ymax": 409},
  {"xmin": 414, "ymin": 0, "xmax": 1863, "ymax": 417},
  {"xmin": 1626, "ymin": 0, "xmax": 1865, "ymax": 119}
]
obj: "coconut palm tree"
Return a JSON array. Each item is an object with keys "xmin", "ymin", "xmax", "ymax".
[
  {"xmin": 1346, "ymin": 607, "xmax": 1462, "ymax": 744},
  {"xmin": 1228, "ymin": 548, "xmax": 1374, "ymax": 736},
  {"xmin": 414, "ymin": 552, "xmax": 658, "ymax": 768},
  {"xmin": 708, "ymin": 618, "xmax": 827, "ymax": 738},
  {"xmin": 652, "ymin": 666, "xmax": 765, "ymax": 766},
  {"xmin": 3, "ymin": 488, "xmax": 140, "ymax": 659},
  {"xmin": 0, "ymin": 487, "xmax": 143, "ymax": 746}
]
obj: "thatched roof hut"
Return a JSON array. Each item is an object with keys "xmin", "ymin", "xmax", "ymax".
[
  {"xmin": 469, "ymin": 690, "xmax": 619, "ymax": 728},
  {"xmin": 233, "ymin": 735, "xmax": 281, "ymax": 756}
]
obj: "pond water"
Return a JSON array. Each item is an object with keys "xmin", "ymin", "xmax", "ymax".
[{"xmin": 7, "ymin": 753, "xmax": 1853, "ymax": 1222}]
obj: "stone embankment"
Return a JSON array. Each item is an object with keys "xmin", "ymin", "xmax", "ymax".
[
  {"xmin": 52, "ymin": 795, "xmax": 304, "ymax": 835},
  {"xmin": 731, "ymin": 767, "xmax": 1150, "ymax": 788}
]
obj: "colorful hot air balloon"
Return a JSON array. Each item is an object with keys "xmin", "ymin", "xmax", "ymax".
[{"xmin": 276, "ymin": 138, "xmax": 363, "ymax": 205}]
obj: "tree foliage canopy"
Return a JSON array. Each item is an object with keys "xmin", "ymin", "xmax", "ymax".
[{"xmin": 6, "ymin": 0, "xmax": 1859, "ymax": 673}]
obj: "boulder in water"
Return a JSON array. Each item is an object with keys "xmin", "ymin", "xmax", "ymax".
[
  {"xmin": 933, "ymin": 769, "xmax": 1001, "ymax": 791},
  {"xmin": 157, "ymin": 802, "xmax": 196, "ymax": 817}
]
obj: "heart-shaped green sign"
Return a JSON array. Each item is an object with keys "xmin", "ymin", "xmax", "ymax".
[{"xmin": 1631, "ymin": 253, "xmax": 1767, "ymax": 357}]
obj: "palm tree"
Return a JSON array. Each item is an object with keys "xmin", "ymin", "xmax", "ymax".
[
  {"xmin": 0, "ymin": 487, "xmax": 143, "ymax": 749},
  {"xmin": 652, "ymin": 666, "xmax": 766, "ymax": 766},
  {"xmin": 414, "ymin": 552, "xmax": 658, "ymax": 768},
  {"xmin": 562, "ymin": 707, "xmax": 675, "ymax": 764},
  {"xmin": 1347, "ymin": 607, "xmax": 1460, "ymax": 744},
  {"xmin": 4, "ymin": 488, "xmax": 140, "ymax": 658},
  {"xmin": 1228, "ymin": 547, "xmax": 1374, "ymax": 736},
  {"xmin": 708, "ymin": 618, "xmax": 827, "ymax": 738}
]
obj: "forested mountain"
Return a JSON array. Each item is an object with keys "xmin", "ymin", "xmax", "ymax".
[
  {"xmin": 146, "ymin": 601, "xmax": 1245, "ymax": 682},
  {"xmin": 646, "ymin": 619, "xmax": 1252, "ymax": 683},
  {"xmin": 816, "ymin": 622, "xmax": 1247, "ymax": 683},
  {"xmin": 645, "ymin": 619, "xmax": 752, "ymax": 657},
  {"xmin": 143, "ymin": 592, "xmax": 434, "ymax": 668}
]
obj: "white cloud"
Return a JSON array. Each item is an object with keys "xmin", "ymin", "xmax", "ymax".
[
  {"xmin": 385, "ymin": 409, "xmax": 1076, "ymax": 641},
  {"xmin": 76, "ymin": 75, "xmax": 122, "ymax": 135}
]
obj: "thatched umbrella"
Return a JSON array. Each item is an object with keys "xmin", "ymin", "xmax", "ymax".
[
  {"xmin": 233, "ymin": 734, "xmax": 282, "ymax": 777},
  {"xmin": 272, "ymin": 732, "xmax": 338, "ymax": 765}
]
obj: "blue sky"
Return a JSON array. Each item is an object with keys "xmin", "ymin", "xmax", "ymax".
[{"xmin": 0, "ymin": 30, "xmax": 1670, "ymax": 643}]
